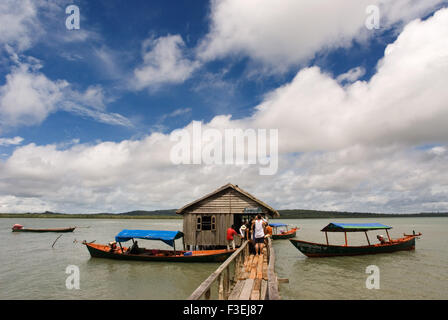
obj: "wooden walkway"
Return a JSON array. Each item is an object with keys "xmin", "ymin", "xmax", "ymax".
[
  {"xmin": 188, "ymin": 238, "xmax": 280, "ymax": 300},
  {"xmin": 228, "ymin": 249, "xmax": 268, "ymax": 300}
]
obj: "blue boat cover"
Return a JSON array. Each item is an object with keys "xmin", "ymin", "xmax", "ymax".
[
  {"xmin": 115, "ymin": 229, "xmax": 184, "ymax": 247},
  {"xmin": 269, "ymin": 223, "xmax": 288, "ymax": 227},
  {"xmin": 321, "ymin": 223, "xmax": 392, "ymax": 232}
]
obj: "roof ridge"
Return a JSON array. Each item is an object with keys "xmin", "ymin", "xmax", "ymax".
[{"xmin": 176, "ymin": 183, "xmax": 279, "ymax": 216}]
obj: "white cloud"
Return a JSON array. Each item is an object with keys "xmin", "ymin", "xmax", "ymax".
[
  {"xmin": 336, "ymin": 67, "xmax": 366, "ymax": 83},
  {"xmin": 198, "ymin": 0, "xmax": 443, "ymax": 71},
  {"xmin": 133, "ymin": 35, "xmax": 200, "ymax": 90},
  {"xmin": 0, "ymin": 57, "xmax": 132, "ymax": 130},
  {"xmin": 0, "ymin": 136, "xmax": 23, "ymax": 146},
  {"xmin": 1, "ymin": 138, "xmax": 448, "ymax": 213},
  {"xmin": 249, "ymin": 8, "xmax": 448, "ymax": 151},
  {"xmin": 0, "ymin": 0, "xmax": 41, "ymax": 51},
  {"xmin": 0, "ymin": 62, "xmax": 67, "ymax": 128}
]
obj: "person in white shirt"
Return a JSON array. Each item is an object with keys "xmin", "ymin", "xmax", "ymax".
[{"xmin": 251, "ymin": 214, "xmax": 267, "ymax": 256}]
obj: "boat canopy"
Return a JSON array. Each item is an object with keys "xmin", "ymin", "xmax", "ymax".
[
  {"xmin": 269, "ymin": 223, "xmax": 288, "ymax": 227},
  {"xmin": 321, "ymin": 223, "xmax": 392, "ymax": 232},
  {"xmin": 115, "ymin": 230, "xmax": 184, "ymax": 247}
]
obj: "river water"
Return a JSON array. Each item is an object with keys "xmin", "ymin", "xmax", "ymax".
[{"xmin": 0, "ymin": 217, "xmax": 446, "ymax": 299}]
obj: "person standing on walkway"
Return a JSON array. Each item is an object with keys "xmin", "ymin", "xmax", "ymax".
[
  {"xmin": 226, "ymin": 225, "xmax": 241, "ymax": 250},
  {"xmin": 251, "ymin": 214, "xmax": 267, "ymax": 256}
]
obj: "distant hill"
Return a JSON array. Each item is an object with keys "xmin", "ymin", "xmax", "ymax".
[
  {"xmin": 0, "ymin": 208, "xmax": 447, "ymax": 219},
  {"xmin": 119, "ymin": 209, "xmax": 177, "ymax": 216},
  {"xmin": 276, "ymin": 209, "xmax": 448, "ymax": 219}
]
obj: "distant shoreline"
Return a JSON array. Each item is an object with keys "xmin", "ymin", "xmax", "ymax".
[
  {"xmin": 0, "ymin": 213, "xmax": 181, "ymax": 219},
  {"xmin": 1, "ymin": 209, "xmax": 447, "ymax": 219}
]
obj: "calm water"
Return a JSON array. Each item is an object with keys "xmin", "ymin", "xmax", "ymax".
[{"xmin": 0, "ymin": 217, "xmax": 446, "ymax": 299}]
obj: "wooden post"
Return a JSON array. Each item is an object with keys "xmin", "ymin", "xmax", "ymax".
[
  {"xmin": 365, "ymin": 232, "xmax": 371, "ymax": 245},
  {"xmin": 204, "ymin": 288, "xmax": 211, "ymax": 300},
  {"xmin": 224, "ymin": 266, "xmax": 230, "ymax": 299},
  {"xmin": 182, "ymin": 237, "xmax": 186, "ymax": 251},
  {"xmin": 386, "ymin": 229, "xmax": 391, "ymax": 242},
  {"xmin": 173, "ymin": 241, "xmax": 176, "ymax": 256},
  {"xmin": 344, "ymin": 232, "xmax": 348, "ymax": 246},
  {"xmin": 218, "ymin": 274, "xmax": 224, "ymax": 300},
  {"xmin": 235, "ymin": 254, "xmax": 241, "ymax": 282},
  {"xmin": 325, "ymin": 232, "xmax": 329, "ymax": 245}
]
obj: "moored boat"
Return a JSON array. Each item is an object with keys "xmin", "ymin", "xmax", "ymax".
[
  {"xmin": 12, "ymin": 224, "xmax": 75, "ymax": 233},
  {"xmin": 289, "ymin": 223, "xmax": 421, "ymax": 258},
  {"xmin": 269, "ymin": 223, "xmax": 299, "ymax": 240},
  {"xmin": 84, "ymin": 229, "xmax": 235, "ymax": 262}
]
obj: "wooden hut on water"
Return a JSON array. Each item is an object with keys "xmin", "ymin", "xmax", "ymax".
[{"xmin": 176, "ymin": 183, "xmax": 279, "ymax": 250}]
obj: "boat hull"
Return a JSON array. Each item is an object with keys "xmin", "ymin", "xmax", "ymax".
[
  {"xmin": 272, "ymin": 228, "xmax": 298, "ymax": 240},
  {"xmin": 85, "ymin": 243, "xmax": 234, "ymax": 262},
  {"xmin": 289, "ymin": 236, "xmax": 417, "ymax": 258},
  {"xmin": 12, "ymin": 227, "xmax": 76, "ymax": 233}
]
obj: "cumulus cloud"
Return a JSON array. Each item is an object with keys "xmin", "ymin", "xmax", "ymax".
[
  {"xmin": 0, "ymin": 57, "xmax": 132, "ymax": 130},
  {"xmin": 1, "ymin": 138, "xmax": 448, "ymax": 213},
  {"xmin": 0, "ymin": 0, "xmax": 42, "ymax": 51},
  {"xmin": 250, "ymin": 8, "xmax": 448, "ymax": 151},
  {"xmin": 0, "ymin": 136, "xmax": 23, "ymax": 146},
  {"xmin": 198, "ymin": 0, "xmax": 443, "ymax": 71},
  {"xmin": 133, "ymin": 35, "xmax": 200, "ymax": 90},
  {"xmin": 336, "ymin": 67, "xmax": 366, "ymax": 83}
]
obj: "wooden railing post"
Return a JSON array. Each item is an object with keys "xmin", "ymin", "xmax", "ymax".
[
  {"xmin": 218, "ymin": 274, "xmax": 224, "ymax": 300},
  {"xmin": 224, "ymin": 265, "xmax": 230, "ymax": 299}
]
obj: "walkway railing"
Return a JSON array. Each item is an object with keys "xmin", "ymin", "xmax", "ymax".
[
  {"xmin": 266, "ymin": 237, "xmax": 280, "ymax": 300},
  {"xmin": 188, "ymin": 240, "xmax": 249, "ymax": 300}
]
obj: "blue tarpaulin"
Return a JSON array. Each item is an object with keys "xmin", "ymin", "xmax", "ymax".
[
  {"xmin": 321, "ymin": 223, "xmax": 392, "ymax": 232},
  {"xmin": 115, "ymin": 230, "xmax": 184, "ymax": 247},
  {"xmin": 269, "ymin": 223, "xmax": 288, "ymax": 227}
]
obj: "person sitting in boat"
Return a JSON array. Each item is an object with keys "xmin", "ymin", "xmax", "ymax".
[
  {"xmin": 129, "ymin": 241, "xmax": 140, "ymax": 254},
  {"xmin": 377, "ymin": 235, "xmax": 386, "ymax": 244},
  {"xmin": 109, "ymin": 241, "xmax": 117, "ymax": 252}
]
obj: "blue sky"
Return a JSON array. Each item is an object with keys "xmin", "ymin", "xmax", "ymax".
[{"xmin": 1, "ymin": 0, "xmax": 448, "ymax": 213}]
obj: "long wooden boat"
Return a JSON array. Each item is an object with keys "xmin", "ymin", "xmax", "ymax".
[
  {"xmin": 289, "ymin": 222, "xmax": 421, "ymax": 258},
  {"xmin": 269, "ymin": 223, "xmax": 298, "ymax": 240},
  {"xmin": 84, "ymin": 229, "xmax": 235, "ymax": 262},
  {"xmin": 85, "ymin": 242, "xmax": 234, "ymax": 262},
  {"xmin": 12, "ymin": 224, "xmax": 75, "ymax": 233}
]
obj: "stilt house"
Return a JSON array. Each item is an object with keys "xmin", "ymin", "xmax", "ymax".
[{"xmin": 176, "ymin": 183, "xmax": 279, "ymax": 249}]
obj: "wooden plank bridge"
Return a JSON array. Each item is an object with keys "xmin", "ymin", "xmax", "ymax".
[{"xmin": 188, "ymin": 238, "xmax": 280, "ymax": 300}]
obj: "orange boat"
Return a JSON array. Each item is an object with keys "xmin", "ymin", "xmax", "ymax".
[
  {"xmin": 269, "ymin": 223, "xmax": 299, "ymax": 240},
  {"xmin": 84, "ymin": 229, "xmax": 235, "ymax": 262}
]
